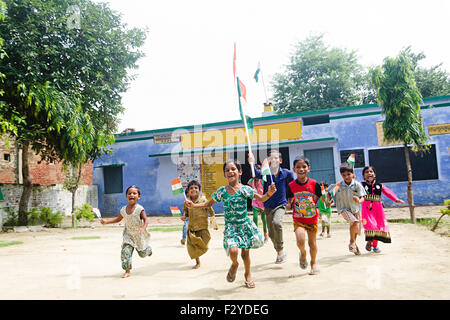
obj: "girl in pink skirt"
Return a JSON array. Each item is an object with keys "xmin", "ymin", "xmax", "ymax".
[{"xmin": 361, "ymin": 166, "xmax": 404, "ymax": 253}]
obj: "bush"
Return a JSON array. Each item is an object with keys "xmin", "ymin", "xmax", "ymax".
[
  {"xmin": 39, "ymin": 207, "xmax": 63, "ymax": 228},
  {"xmin": 2, "ymin": 208, "xmax": 18, "ymax": 227},
  {"xmin": 75, "ymin": 204, "xmax": 95, "ymax": 222},
  {"xmin": 1, "ymin": 207, "xmax": 63, "ymax": 228}
]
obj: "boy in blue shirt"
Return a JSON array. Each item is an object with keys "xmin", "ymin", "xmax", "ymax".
[{"xmin": 249, "ymin": 150, "xmax": 295, "ymax": 264}]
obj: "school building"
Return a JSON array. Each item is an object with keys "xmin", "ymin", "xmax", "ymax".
[{"xmin": 93, "ymin": 95, "xmax": 450, "ymax": 216}]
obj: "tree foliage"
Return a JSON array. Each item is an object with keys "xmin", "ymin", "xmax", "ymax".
[{"xmin": 271, "ymin": 34, "xmax": 370, "ymax": 114}]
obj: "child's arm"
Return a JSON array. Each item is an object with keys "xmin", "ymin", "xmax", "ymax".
[
  {"xmin": 254, "ymin": 183, "xmax": 277, "ymax": 202},
  {"xmin": 186, "ymin": 198, "xmax": 215, "ymax": 209},
  {"xmin": 382, "ymin": 186, "xmax": 405, "ymax": 204},
  {"xmin": 138, "ymin": 209, "xmax": 149, "ymax": 233},
  {"xmin": 100, "ymin": 214, "xmax": 123, "ymax": 225}
]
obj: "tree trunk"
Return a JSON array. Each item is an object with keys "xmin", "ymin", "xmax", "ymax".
[
  {"xmin": 71, "ymin": 163, "xmax": 83, "ymax": 228},
  {"xmin": 404, "ymin": 143, "xmax": 416, "ymax": 224},
  {"xmin": 18, "ymin": 141, "xmax": 31, "ymax": 226}
]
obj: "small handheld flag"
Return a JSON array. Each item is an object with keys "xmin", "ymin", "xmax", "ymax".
[
  {"xmin": 347, "ymin": 154, "xmax": 355, "ymax": 166},
  {"xmin": 261, "ymin": 158, "xmax": 272, "ymax": 183},
  {"xmin": 332, "ymin": 183, "xmax": 341, "ymax": 197},
  {"xmin": 170, "ymin": 206, "xmax": 182, "ymax": 217},
  {"xmin": 171, "ymin": 178, "xmax": 184, "ymax": 196},
  {"xmin": 92, "ymin": 208, "xmax": 101, "ymax": 219},
  {"xmin": 254, "ymin": 62, "xmax": 261, "ymax": 83}
]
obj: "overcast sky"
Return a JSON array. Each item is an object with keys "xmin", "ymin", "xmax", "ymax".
[{"xmin": 94, "ymin": 0, "xmax": 450, "ymax": 133}]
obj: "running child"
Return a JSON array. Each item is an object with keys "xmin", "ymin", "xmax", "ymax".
[
  {"xmin": 361, "ymin": 166, "xmax": 404, "ymax": 253},
  {"xmin": 185, "ymin": 159, "xmax": 276, "ymax": 288},
  {"xmin": 182, "ymin": 180, "xmax": 218, "ymax": 269},
  {"xmin": 327, "ymin": 162, "xmax": 366, "ymax": 255},
  {"xmin": 318, "ymin": 181, "xmax": 333, "ymax": 238},
  {"xmin": 286, "ymin": 156, "xmax": 323, "ymax": 275},
  {"xmin": 247, "ymin": 165, "xmax": 269, "ymax": 243},
  {"xmin": 100, "ymin": 185, "xmax": 152, "ymax": 278}
]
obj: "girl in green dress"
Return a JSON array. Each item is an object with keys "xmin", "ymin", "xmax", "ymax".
[{"xmin": 185, "ymin": 159, "xmax": 276, "ymax": 289}]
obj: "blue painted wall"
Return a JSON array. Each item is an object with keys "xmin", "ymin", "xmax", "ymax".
[{"xmin": 94, "ymin": 98, "xmax": 450, "ymax": 216}]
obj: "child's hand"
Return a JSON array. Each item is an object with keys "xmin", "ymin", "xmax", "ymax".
[
  {"xmin": 352, "ymin": 195, "xmax": 360, "ymax": 204},
  {"xmin": 268, "ymin": 183, "xmax": 277, "ymax": 196},
  {"xmin": 181, "ymin": 215, "xmax": 186, "ymax": 221},
  {"xmin": 248, "ymin": 152, "xmax": 255, "ymax": 164},
  {"xmin": 185, "ymin": 200, "xmax": 194, "ymax": 208},
  {"xmin": 100, "ymin": 218, "xmax": 106, "ymax": 225},
  {"xmin": 396, "ymin": 199, "xmax": 405, "ymax": 204},
  {"xmin": 286, "ymin": 199, "xmax": 292, "ymax": 210},
  {"xmin": 137, "ymin": 227, "xmax": 145, "ymax": 233}
]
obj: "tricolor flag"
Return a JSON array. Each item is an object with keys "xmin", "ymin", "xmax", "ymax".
[
  {"xmin": 320, "ymin": 183, "xmax": 327, "ymax": 197},
  {"xmin": 171, "ymin": 178, "xmax": 184, "ymax": 195},
  {"xmin": 332, "ymin": 183, "xmax": 341, "ymax": 197},
  {"xmin": 261, "ymin": 158, "xmax": 272, "ymax": 183},
  {"xmin": 92, "ymin": 207, "xmax": 101, "ymax": 219},
  {"xmin": 170, "ymin": 206, "xmax": 182, "ymax": 216},
  {"xmin": 237, "ymin": 77, "xmax": 253, "ymax": 133},
  {"xmin": 254, "ymin": 62, "xmax": 261, "ymax": 83},
  {"xmin": 347, "ymin": 154, "xmax": 355, "ymax": 166}
]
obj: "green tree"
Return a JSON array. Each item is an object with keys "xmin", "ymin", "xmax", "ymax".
[
  {"xmin": 0, "ymin": 0, "xmax": 146, "ymax": 225},
  {"xmin": 371, "ymin": 49, "xmax": 429, "ymax": 224},
  {"xmin": 271, "ymin": 34, "xmax": 369, "ymax": 114}
]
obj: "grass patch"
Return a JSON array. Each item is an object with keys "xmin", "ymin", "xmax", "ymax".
[
  {"xmin": 71, "ymin": 236, "xmax": 101, "ymax": 240},
  {"xmin": 391, "ymin": 217, "xmax": 449, "ymax": 237},
  {"xmin": 0, "ymin": 241, "xmax": 24, "ymax": 247},
  {"xmin": 148, "ymin": 226, "xmax": 183, "ymax": 232}
]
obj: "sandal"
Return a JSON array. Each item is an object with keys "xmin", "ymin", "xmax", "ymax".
[
  {"xmin": 226, "ymin": 265, "xmax": 237, "ymax": 282},
  {"xmin": 309, "ymin": 268, "xmax": 320, "ymax": 275},
  {"xmin": 299, "ymin": 253, "xmax": 308, "ymax": 269},
  {"xmin": 373, "ymin": 247, "xmax": 381, "ymax": 253},
  {"xmin": 275, "ymin": 252, "xmax": 287, "ymax": 264},
  {"xmin": 365, "ymin": 242, "xmax": 372, "ymax": 252},
  {"xmin": 349, "ymin": 244, "xmax": 361, "ymax": 255},
  {"xmin": 244, "ymin": 279, "xmax": 255, "ymax": 289}
]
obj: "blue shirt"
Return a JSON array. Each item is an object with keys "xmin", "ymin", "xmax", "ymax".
[{"xmin": 254, "ymin": 167, "xmax": 295, "ymax": 209}]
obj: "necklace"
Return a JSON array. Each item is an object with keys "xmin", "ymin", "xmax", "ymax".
[{"xmin": 227, "ymin": 183, "xmax": 241, "ymax": 194}]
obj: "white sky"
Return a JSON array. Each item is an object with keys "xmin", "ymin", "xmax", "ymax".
[{"xmin": 95, "ymin": 0, "xmax": 450, "ymax": 133}]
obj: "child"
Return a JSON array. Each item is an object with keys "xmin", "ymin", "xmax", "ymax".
[
  {"xmin": 185, "ymin": 159, "xmax": 276, "ymax": 288},
  {"xmin": 182, "ymin": 180, "xmax": 218, "ymax": 269},
  {"xmin": 180, "ymin": 188, "xmax": 189, "ymax": 245},
  {"xmin": 361, "ymin": 166, "xmax": 404, "ymax": 253},
  {"xmin": 100, "ymin": 185, "xmax": 152, "ymax": 278},
  {"xmin": 247, "ymin": 165, "xmax": 269, "ymax": 243},
  {"xmin": 286, "ymin": 156, "xmax": 323, "ymax": 275},
  {"xmin": 327, "ymin": 162, "xmax": 366, "ymax": 255},
  {"xmin": 318, "ymin": 181, "xmax": 333, "ymax": 238}
]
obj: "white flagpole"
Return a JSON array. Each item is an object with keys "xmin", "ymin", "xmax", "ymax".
[{"xmin": 259, "ymin": 61, "xmax": 269, "ymax": 104}]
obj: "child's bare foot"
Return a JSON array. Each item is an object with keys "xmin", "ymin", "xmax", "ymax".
[
  {"xmin": 121, "ymin": 271, "xmax": 131, "ymax": 278},
  {"xmin": 193, "ymin": 263, "xmax": 200, "ymax": 269}
]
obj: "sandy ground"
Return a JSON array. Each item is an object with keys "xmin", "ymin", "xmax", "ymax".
[{"xmin": 0, "ymin": 205, "xmax": 448, "ymax": 300}]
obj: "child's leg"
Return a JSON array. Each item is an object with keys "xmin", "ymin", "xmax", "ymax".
[
  {"xmin": 307, "ymin": 229, "xmax": 318, "ymax": 272},
  {"xmin": 193, "ymin": 257, "xmax": 201, "ymax": 269},
  {"xmin": 295, "ymin": 226, "xmax": 307, "ymax": 264},
  {"xmin": 241, "ymin": 249, "xmax": 254, "ymax": 287},
  {"xmin": 226, "ymin": 247, "xmax": 239, "ymax": 282},
  {"xmin": 121, "ymin": 244, "xmax": 134, "ymax": 277},
  {"xmin": 181, "ymin": 218, "xmax": 189, "ymax": 244},
  {"xmin": 137, "ymin": 246, "xmax": 153, "ymax": 258},
  {"xmin": 252, "ymin": 207, "xmax": 259, "ymax": 226},
  {"xmin": 260, "ymin": 210, "xmax": 268, "ymax": 236}
]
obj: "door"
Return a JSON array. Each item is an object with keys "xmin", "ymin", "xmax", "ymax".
[{"xmin": 304, "ymin": 148, "xmax": 336, "ymax": 184}]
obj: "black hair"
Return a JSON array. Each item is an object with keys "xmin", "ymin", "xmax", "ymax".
[
  {"xmin": 362, "ymin": 166, "xmax": 376, "ymax": 177},
  {"xmin": 339, "ymin": 162, "xmax": 354, "ymax": 174},
  {"xmin": 186, "ymin": 180, "xmax": 202, "ymax": 192},
  {"xmin": 268, "ymin": 149, "xmax": 282, "ymax": 160},
  {"xmin": 293, "ymin": 155, "xmax": 310, "ymax": 167},
  {"xmin": 320, "ymin": 181, "xmax": 329, "ymax": 188},
  {"xmin": 223, "ymin": 159, "xmax": 242, "ymax": 172},
  {"xmin": 126, "ymin": 185, "xmax": 141, "ymax": 196}
]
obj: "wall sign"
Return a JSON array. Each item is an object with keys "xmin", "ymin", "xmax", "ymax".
[{"xmin": 428, "ymin": 123, "xmax": 450, "ymax": 136}]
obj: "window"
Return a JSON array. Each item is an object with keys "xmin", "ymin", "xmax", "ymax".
[
  {"xmin": 3, "ymin": 153, "xmax": 10, "ymax": 162},
  {"xmin": 368, "ymin": 145, "xmax": 438, "ymax": 183},
  {"xmin": 302, "ymin": 115, "xmax": 330, "ymax": 126},
  {"xmin": 103, "ymin": 166, "xmax": 123, "ymax": 194},
  {"xmin": 340, "ymin": 149, "xmax": 365, "ymax": 168}
]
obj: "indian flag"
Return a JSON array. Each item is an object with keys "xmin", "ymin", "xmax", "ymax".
[
  {"xmin": 171, "ymin": 178, "xmax": 184, "ymax": 195},
  {"xmin": 332, "ymin": 183, "xmax": 341, "ymax": 196},
  {"xmin": 254, "ymin": 62, "xmax": 261, "ymax": 83},
  {"xmin": 92, "ymin": 208, "xmax": 101, "ymax": 219},
  {"xmin": 261, "ymin": 158, "xmax": 271, "ymax": 183},
  {"xmin": 347, "ymin": 154, "xmax": 355, "ymax": 166},
  {"xmin": 170, "ymin": 206, "xmax": 182, "ymax": 216}
]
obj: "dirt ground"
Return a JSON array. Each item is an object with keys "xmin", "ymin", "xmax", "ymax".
[{"xmin": 0, "ymin": 205, "xmax": 448, "ymax": 300}]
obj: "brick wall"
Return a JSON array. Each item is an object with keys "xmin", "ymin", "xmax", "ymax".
[{"xmin": 0, "ymin": 137, "xmax": 93, "ymax": 185}]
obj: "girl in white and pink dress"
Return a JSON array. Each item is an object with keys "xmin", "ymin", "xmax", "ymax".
[{"xmin": 361, "ymin": 166, "xmax": 404, "ymax": 253}]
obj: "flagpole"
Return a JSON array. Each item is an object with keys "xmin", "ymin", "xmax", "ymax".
[{"xmin": 259, "ymin": 62, "xmax": 269, "ymax": 104}]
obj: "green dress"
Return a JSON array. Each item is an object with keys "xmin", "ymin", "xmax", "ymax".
[{"xmin": 212, "ymin": 185, "xmax": 264, "ymax": 255}]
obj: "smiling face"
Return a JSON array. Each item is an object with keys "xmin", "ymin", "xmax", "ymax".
[
  {"xmin": 341, "ymin": 170, "xmax": 354, "ymax": 185},
  {"xmin": 363, "ymin": 167, "xmax": 376, "ymax": 183},
  {"xmin": 268, "ymin": 152, "xmax": 282, "ymax": 169},
  {"xmin": 223, "ymin": 162, "xmax": 242, "ymax": 184},
  {"xmin": 293, "ymin": 159, "xmax": 310, "ymax": 182},
  {"xmin": 126, "ymin": 187, "xmax": 141, "ymax": 205},
  {"xmin": 187, "ymin": 184, "xmax": 200, "ymax": 200}
]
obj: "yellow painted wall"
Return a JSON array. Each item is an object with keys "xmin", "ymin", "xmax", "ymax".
[{"xmin": 181, "ymin": 121, "xmax": 302, "ymax": 149}]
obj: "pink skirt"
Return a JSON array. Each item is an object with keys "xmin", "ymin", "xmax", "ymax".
[{"xmin": 361, "ymin": 201, "xmax": 391, "ymax": 243}]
